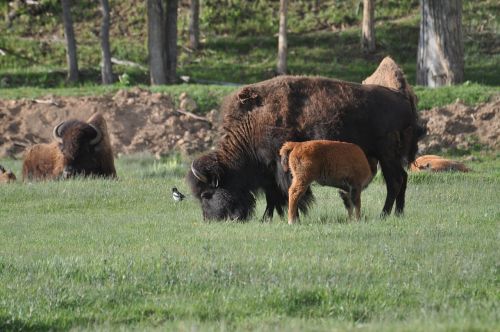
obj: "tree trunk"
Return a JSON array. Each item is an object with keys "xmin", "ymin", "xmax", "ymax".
[
  {"xmin": 61, "ymin": 0, "xmax": 79, "ymax": 82},
  {"xmin": 147, "ymin": 0, "xmax": 167, "ymax": 85},
  {"xmin": 165, "ymin": 0, "xmax": 178, "ymax": 84},
  {"xmin": 361, "ymin": 0, "xmax": 376, "ymax": 52},
  {"xmin": 188, "ymin": 0, "xmax": 200, "ymax": 50},
  {"xmin": 417, "ymin": 0, "xmax": 464, "ymax": 87},
  {"xmin": 277, "ymin": 0, "xmax": 288, "ymax": 75},
  {"xmin": 99, "ymin": 0, "xmax": 113, "ymax": 84}
]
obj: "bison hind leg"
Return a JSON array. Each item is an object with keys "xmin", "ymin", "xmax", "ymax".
[{"xmin": 297, "ymin": 186, "xmax": 315, "ymax": 216}]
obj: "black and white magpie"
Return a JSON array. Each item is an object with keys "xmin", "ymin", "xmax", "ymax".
[{"xmin": 172, "ymin": 187, "xmax": 186, "ymax": 202}]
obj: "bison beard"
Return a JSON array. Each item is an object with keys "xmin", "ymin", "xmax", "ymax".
[{"xmin": 188, "ymin": 75, "xmax": 425, "ymax": 221}]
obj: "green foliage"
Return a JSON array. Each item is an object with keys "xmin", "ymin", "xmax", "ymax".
[
  {"xmin": 0, "ymin": 154, "xmax": 498, "ymax": 330},
  {"xmin": 414, "ymin": 83, "xmax": 499, "ymax": 110},
  {"xmin": 1, "ymin": 0, "xmax": 498, "ymax": 90}
]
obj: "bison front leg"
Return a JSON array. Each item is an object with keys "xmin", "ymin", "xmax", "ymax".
[
  {"xmin": 262, "ymin": 182, "xmax": 287, "ymax": 221},
  {"xmin": 395, "ymin": 170, "xmax": 408, "ymax": 216}
]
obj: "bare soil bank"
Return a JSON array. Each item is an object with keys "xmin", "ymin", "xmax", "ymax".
[{"xmin": 1, "ymin": 89, "xmax": 498, "ymax": 159}]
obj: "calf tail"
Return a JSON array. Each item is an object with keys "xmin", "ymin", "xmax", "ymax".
[
  {"xmin": 0, "ymin": 165, "xmax": 5, "ymax": 173},
  {"xmin": 279, "ymin": 142, "xmax": 298, "ymax": 172}
]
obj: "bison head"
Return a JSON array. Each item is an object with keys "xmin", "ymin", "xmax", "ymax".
[
  {"xmin": 187, "ymin": 152, "xmax": 256, "ymax": 221},
  {"xmin": 53, "ymin": 120, "xmax": 103, "ymax": 178}
]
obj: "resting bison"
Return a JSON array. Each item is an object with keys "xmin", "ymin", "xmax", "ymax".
[
  {"xmin": 22, "ymin": 113, "xmax": 116, "ymax": 180},
  {"xmin": 410, "ymin": 155, "xmax": 471, "ymax": 173},
  {"xmin": 0, "ymin": 165, "xmax": 16, "ymax": 183},
  {"xmin": 188, "ymin": 75, "xmax": 425, "ymax": 221},
  {"xmin": 280, "ymin": 140, "xmax": 376, "ymax": 222}
]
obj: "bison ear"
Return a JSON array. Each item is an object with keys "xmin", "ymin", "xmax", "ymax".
[{"xmin": 237, "ymin": 87, "xmax": 261, "ymax": 106}]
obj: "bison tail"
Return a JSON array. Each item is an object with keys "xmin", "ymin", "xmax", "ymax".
[{"xmin": 279, "ymin": 142, "xmax": 298, "ymax": 172}]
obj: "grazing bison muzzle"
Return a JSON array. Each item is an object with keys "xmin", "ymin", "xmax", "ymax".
[
  {"xmin": 189, "ymin": 154, "xmax": 256, "ymax": 221},
  {"xmin": 22, "ymin": 113, "xmax": 116, "ymax": 180},
  {"xmin": 188, "ymin": 75, "xmax": 425, "ymax": 221}
]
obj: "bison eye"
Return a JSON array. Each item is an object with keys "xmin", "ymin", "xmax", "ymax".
[{"xmin": 201, "ymin": 191, "xmax": 212, "ymax": 200}]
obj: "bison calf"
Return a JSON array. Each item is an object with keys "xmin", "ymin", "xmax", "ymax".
[
  {"xmin": 410, "ymin": 155, "xmax": 471, "ymax": 173},
  {"xmin": 280, "ymin": 140, "xmax": 376, "ymax": 223},
  {"xmin": 0, "ymin": 165, "xmax": 16, "ymax": 183}
]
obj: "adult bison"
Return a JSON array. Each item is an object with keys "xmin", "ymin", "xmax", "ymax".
[
  {"xmin": 188, "ymin": 75, "xmax": 425, "ymax": 221},
  {"xmin": 22, "ymin": 113, "xmax": 116, "ymax": 180}
]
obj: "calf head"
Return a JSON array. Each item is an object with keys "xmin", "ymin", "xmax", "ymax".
[
  {"xmin": 53, "ymin": 119, "xmax": 103, "ymax": 178},
  {"xmin": 0, "ymin": 165, "xmax": 16, "ymax": 183},
  {"xmin": 187, "ymin": 152, "xmax": 255, "ymax": 221}
]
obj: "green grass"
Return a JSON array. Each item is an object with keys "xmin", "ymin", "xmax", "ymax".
[{"xmin": 0, "ymin": 154, "xmax": 498, "ymax": 331}]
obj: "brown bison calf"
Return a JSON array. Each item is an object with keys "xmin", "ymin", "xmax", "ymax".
[
  {"xmin": 0, "ymin": 165, "xmax": 16, "ymax": 183},
  {"xmin": 280, "ymin": 140, "xmax": 376, "ymax": 224},
  {"xmin": 410, "ymin": 155, "xmax": 471, "ymax": 173},
  {"xmin": 22, "ymin": 113, "xmax": 116, "ymax": 180}
]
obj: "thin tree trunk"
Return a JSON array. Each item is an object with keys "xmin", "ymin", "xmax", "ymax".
[
  {"xmin": 61, "ymin": 0, "xmax": 79, "ymax": 82},
  {"xmin": 147, "ymin": 0, "xmax": 167, "ymax": 85},
  {"xmin": 189, "ymin": 0, "xmax": 200, "ymax": 50},
  {"xmin": 417, "ymin": 0, "xmax": 464, "ymax": 87},
  {"xmin": 99, "ymin": 0, "xmax": 113, "ymax": 84},
  {"xmin": 361, "ymin": 0, "xmax": 376, "ymax": 52},
  {"xmin": 165, "ymin": 0, "xmax": 178, "ymax": 84},
  {"xmin": 277, "ymin": 0, "xmax": 288, "ymax": 75}
]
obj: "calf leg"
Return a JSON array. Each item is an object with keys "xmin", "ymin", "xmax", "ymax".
[
  {"xmin": 339, "ymin": 189, "xmax": 354, "ymax": 219},
  {"xmin": 351, "ymin": 186, "xmax": 362, "ymax": 220},
  {"xmin": 288, "ymin": 179, "xmax": 308, "ymax": 224}
]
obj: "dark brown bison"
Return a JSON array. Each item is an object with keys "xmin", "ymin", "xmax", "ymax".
[
  {"xmin": 22, "ymin": 113, "xmax": 116, "ymax": 180},
  {"xmin": 188, "ymin": 75, "xmax": 425, "ymax": 221},
  {"xmin": 0, "ymin": 165, "xmax": 16, "ymax": 183}
]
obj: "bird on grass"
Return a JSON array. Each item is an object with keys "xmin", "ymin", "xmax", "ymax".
[{"xmin": 172, "ymin": 187, "xmax": 186, "ymax": 202}]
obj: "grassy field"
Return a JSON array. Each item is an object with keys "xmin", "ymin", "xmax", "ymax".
[{"xmin": 0, "ymin": 154, "xmax": 498, "ymax": 331}]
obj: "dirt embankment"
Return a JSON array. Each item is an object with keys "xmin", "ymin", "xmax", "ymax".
[
  {"xmin": 0, "ymin": 88, "xmax": 220, "ymax": 159},
  {"xmin": 0, "ymin": 89, "xmax": 498, "ymax": 159},
  {"xmin": 418, "ymin": 96, "xmax": 499, "ymax": 153}
]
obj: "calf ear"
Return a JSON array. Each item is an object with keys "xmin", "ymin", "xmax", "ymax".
[{"xmin": 237, "ymin": 87, "xmax": 261, "ymax": 106}]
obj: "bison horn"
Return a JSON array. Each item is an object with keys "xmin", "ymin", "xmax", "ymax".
[
  {"xmin": 88, "ymin": 124, "xmax": 103, "ymax": 145},
  {"xmin": 53, "ymin": 121, "xmax": 65, "ymax": 143},
  {"xmin": 191, "ymin": 162, "xmax": 208, "ymax": 183}
]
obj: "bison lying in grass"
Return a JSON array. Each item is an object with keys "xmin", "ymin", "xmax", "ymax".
[
  {"xmin": 0, "ymin": 165, "xmax": 16, "ymax": 183},
  {"xmin": 410, "ymin": 155, "xmax": 471, "ymax": 173},
  {"xmin": 22, "ymin": 113, "xmax": 116, "ymax": 180},
  {"xmin": 280, "ymin": 140, "xmax": 376, "ymax": 223},
  {"xmin": 188, "ymin": 75, "xmax": 425, "ymax": 221}
]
